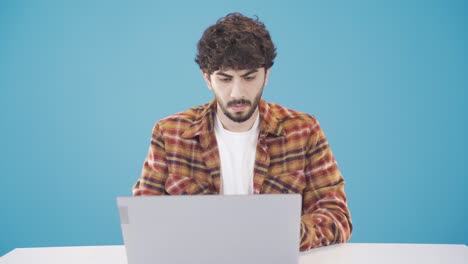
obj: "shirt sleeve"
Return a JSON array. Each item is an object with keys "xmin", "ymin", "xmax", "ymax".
[
  {"xmin": 299, "ymin": 119, "xmax": 353, "ymax": 251},
  {"xmin": 132, "ymin": 123, "xmax": 168, "ymax": 196}
]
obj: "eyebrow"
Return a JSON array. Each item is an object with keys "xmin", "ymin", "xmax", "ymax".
[{"xmin": 215, "ymin": 69, "xmax": 259, "ymax": 78}]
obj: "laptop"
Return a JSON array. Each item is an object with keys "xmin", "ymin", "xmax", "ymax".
[{"xmin": 117, "ymin": 194, "xmax": 301, "ymax": 264}]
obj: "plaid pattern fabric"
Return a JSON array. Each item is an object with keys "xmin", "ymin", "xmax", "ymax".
[{"xmin": 133, "ymin": 99, "xmax": 352, "ymax": 251}]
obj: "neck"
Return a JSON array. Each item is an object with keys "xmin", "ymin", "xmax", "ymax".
[{"xmin": 216, "ymin": 106, "xmax": 259, "ymax": 132}]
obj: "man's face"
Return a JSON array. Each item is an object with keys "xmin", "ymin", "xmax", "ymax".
[{"xmin": 203, "ymin": 67, "xmax": 270, "ymax": 123}]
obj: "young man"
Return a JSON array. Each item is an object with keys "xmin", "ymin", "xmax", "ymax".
[{"xmin": 132, "ymin": 13, "xmax": 352, "ymax": 251}]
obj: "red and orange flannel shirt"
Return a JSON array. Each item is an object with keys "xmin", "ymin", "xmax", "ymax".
[{"xmin": 133, "ymin": 99, "xmax": 352, "ymax": 251}]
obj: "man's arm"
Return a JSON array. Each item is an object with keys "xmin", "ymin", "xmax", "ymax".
[
  {"xmin": 132, "ymin": 123, "xmax": 168, "ymax": 196},
  {"xmin": 299, "ymin": 120, "xmax": 352, "ymax": 251}
]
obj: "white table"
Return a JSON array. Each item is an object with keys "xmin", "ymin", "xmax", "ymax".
[{"xmin": 1, "ymin": 243, "xmax": 466, "ymax": 264}]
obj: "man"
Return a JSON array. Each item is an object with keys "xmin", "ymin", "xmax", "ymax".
[{"xmin": 132, "ymin": 13, "xmax": 352, "ymax": 251}]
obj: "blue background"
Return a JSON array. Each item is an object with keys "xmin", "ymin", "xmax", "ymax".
[{"xmin": 1, "ymin": 0, "xmax": 466, "ymax": 256}]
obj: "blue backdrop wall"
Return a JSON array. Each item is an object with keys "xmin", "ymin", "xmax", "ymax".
[{"xmin": 1, "ymin": 0, "xmax": 466, "ymax": 255}]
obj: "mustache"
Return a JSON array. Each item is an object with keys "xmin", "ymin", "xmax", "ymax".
[{"xmin": 227, "ymin": 99, "xmax": 252, "ymax": 107}]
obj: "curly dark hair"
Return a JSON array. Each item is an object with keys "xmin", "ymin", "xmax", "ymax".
[{"xmin": 195, "ymin": 13, "xmax": 277, "ymax": 74}]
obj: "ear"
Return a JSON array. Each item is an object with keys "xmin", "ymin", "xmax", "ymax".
[
  {"xmin": 264, "ymin": 68, "xmax": 271, "ymax": 86},
  {"xmin": 201, "ymin": 70, "xmax": 213, "ymax": 90}
]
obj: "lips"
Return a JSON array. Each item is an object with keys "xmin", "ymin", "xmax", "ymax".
[{"xmin": 231, "ymin": 104, "xmax": 248, "ymax": 112}]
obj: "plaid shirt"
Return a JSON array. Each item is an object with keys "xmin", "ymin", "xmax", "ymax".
[{"xmin": 133, "ymin": 99, "xmax": 352, "ymax": 251}]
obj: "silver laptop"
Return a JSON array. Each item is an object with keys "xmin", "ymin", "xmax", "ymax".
[{"xmin": 117, "ymin": 194, "xmax": 301, "ymax": 264}]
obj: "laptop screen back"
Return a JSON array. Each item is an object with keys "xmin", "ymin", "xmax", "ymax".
[{"xmin": 117, "ymin": 194, "xmax": 301, "ymax": 264}]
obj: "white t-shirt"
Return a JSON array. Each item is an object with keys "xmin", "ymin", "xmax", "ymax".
[{"xmin": 214, "ymin": 113, "xmax": 260, "ymax": 195}]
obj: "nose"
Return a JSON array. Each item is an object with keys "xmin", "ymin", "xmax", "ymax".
[{"xmin": 230, "ymin": 78, "xmax": 244, "ymax": 98}]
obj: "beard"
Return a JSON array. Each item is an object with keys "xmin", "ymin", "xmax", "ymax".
[{"xmin": 217, "ymin": 87, "xmax": 264, "ymax": 123}]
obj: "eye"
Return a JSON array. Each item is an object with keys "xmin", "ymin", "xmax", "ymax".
[
  {"xmin": 219, "ymin": 77, "xmax": 231, "ymax": 82},
  {"xmin": 244, "ymin": 75, "xmax": 256, "ymax": 81}
]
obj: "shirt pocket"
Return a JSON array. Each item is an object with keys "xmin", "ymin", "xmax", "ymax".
[
  {"xmin": 165, "ymin": 173, "xmax": 214, "ymax": 195},
  {"xmin": 261, "ymin": 170, "xmax": 306, "ymax": 194}
]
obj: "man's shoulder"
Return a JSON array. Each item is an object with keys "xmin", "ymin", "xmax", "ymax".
[
  {"xmin": 153, "ymin": 102, "xmax": 213, "ymax": 134},
  {"xmin": 161, "ymin": 103, "xmax": 210, "ymax": 125},
  {"xmin": 266, "ymin": 101, "xmax": 319, "ymax": 126}
]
